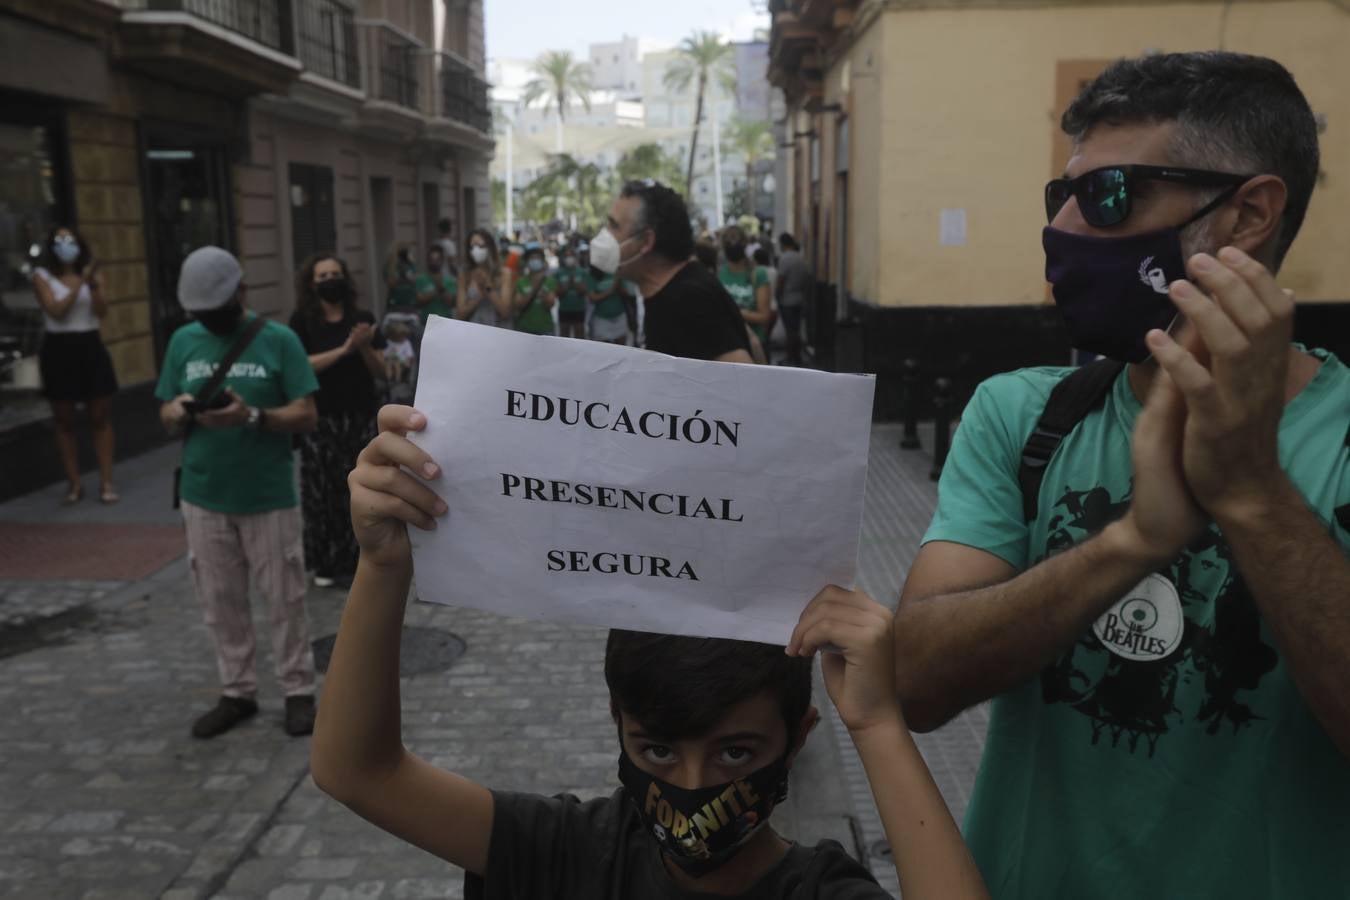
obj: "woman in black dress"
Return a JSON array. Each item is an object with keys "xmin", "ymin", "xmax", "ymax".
[
  {"xmin": 31, "ymin": 226, "xmax": 119, "ymax": 504},
  {"xmin": 288, "ymin": 254, "xmax": 384, "ymax": 587}
]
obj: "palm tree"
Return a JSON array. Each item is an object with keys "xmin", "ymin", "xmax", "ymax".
[
  {"xmin": 616, "ymin": 143, "xmax": 687, "ymax": 194},
  {"xmin": 521, "ymin": 51, "xmax": 593, "ymax": 155},
  {"xmin": 723, "ymin": 119, "xmax": 775, "ymax": 219},
  {"xmin": 663, "ymin": 32, "xmax": 736, "ymax": 198}
]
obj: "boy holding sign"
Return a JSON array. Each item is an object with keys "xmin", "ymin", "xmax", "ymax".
[{"xmin": 313, "ymin": 405, "xmax": 988, "ymax": 899}]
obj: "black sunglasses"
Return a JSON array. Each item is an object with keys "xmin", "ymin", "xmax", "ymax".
[{"xmin": 1045, "ymin": 165, "xmax": 1254, "ymax": 228}]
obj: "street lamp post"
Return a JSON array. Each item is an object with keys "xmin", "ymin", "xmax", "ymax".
[{"xmin": 712, "ymin": 110, "xmax": 724, "ymax": 228}]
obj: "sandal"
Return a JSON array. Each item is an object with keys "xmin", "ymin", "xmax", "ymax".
[
  {"xmin": 61, "ymin": 483, "xmax": 83, "ymax": 505},
  {"xmin": 100, "ymin": 485, "xmax": 120, "ymax": 505}
]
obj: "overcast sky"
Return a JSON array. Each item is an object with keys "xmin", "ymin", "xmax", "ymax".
[{"xmin": 483, "ymin": 0, "xmax": 769, "ymax": 64}]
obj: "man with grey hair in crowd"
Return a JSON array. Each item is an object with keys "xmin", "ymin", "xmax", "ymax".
[
  {"xmin": 589, "ymin": 179, "xmax": 752, "ymax": 363},
  {"xmin": 156, "ymin": 246, "xmax": 321, "ymax": 739},
  {"xmin": 892, "ymin": 52, "xmax": 1349, "ymax": 896}
]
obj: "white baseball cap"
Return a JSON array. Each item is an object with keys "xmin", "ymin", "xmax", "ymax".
[{"xmin": 178, "ymin": 246, "xmax": 243, "ymax": 312}]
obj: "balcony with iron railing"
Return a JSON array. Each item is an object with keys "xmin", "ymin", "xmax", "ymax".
[
  {"xmin": 435, "ymin": 51, "xmax": 493, "ymax": 136},
  {"xmin": 122, "ymin": 0, "xmax": 295, "ymax": 54},
  {"xmin": 117, "ymin": 0, "xmax": 302, "ymax": 95},
  {"xmin": 295, "ymin": 0, "xmax": 360, "ymax": 89},
  {"xmin": 358, "ymin": 20, "xmax": 421, "ymax": 112}
]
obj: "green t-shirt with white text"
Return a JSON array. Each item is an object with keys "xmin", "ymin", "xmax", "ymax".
[
  {"xmin": 155, "ymin": 315, "xmax": 319, "ymax": 515},
  {"xmin": 923, "ymin": 348, "xmax": 1350, "ymax": 899}
]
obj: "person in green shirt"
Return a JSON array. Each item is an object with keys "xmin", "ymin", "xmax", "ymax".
[
  {"xmin": 415, "ymin": 246, "xmax": 457, "ymax": 324},
  {"xmin": 513, "ymin": 241, "xmax": 557, "ymax": 336},
  {"xmin": 554, "ymin": 244, "xmax": 587, "ymax": 339},
  {"xmin": 587, "ymin": 267, "xmax": 629, "ymax": 345},
  {"xmin": 384, "ymin": 243, "xmax": 419, "ymax": 311},
  {"xmin": 155, "ymin": 246, "xmax": 321, "ymax": 742},
  {"xmin": 893, "ymin": 52, "xmax": 1350, "ymax": 898},
  {"xmin": 716, "ymin": 225, "xmax": 772, "ymax": 345}
]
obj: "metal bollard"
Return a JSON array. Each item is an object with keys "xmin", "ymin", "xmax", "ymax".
[
  {"xmin": 900, "ymin": 358, "xmax": 921, "ymax": 450},
  {"xmin": 930, "ymin": 376, "xmax": 953, "ymax": 481}
]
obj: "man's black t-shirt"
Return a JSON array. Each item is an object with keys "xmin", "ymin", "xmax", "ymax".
[
  {"xmin": 643, "ymin": 262, "xmax": 752, "ymax": 360},
  {"xmin": 288, "ymin": 309, "xmax": 384, "ymax": 416},
  {"xmin": 465, "ymin": 788, "xmax": 888, "ymax": 899}
]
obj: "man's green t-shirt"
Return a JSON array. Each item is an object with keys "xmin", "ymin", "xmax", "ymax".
[
  {"xmin": 415, "ymin": 271, "xmax": 457, "ymax": 321},
  {"xmin": 586, "ymin": 272, "xmax": 624, "ymax": 320},
  {"xmin": 555, "ymin": 267, "xmax": 587, "ymax": 315},
  {"xmin": 155, "ymin": 315, "xmax": 318, "ymax": 515},
  {"xmin": 923, "ymin": 348, "xmax": 1350, "ymax": 899},
  {"xmin": 514, "ymin": 274, "xmax": 557, "ymax": 335},
  {"xmin": 387, "ymin": 263, "xmax": 419, "ymax": 308},
  {"xmin": 717, "ymin": 264, "xmax": 770, "ymax": 341}
]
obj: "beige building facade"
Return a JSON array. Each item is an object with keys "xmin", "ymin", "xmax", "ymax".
[
  {"xmin": 770, "ymin": 0, "xmax": 1349, "ymax": 310},
  {"xmin": 0, "ymin": 0, "xmax": 492, "ymax": 498}
]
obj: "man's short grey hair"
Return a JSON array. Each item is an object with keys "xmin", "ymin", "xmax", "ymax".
[{"xmin": 1062, "ymin": 51, "xmax": 1319, "ymax": 269}]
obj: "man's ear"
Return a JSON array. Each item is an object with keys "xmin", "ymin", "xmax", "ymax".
[
  {"xmin": 1228, "ymin": 174, "xmax": 1287, "ymax": 266},
  {"xmin": 785, "ymin": 706, "xmax": 821, "ymax": 768}
]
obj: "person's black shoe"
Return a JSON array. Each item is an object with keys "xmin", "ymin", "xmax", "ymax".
[
  {"xmin": 284, "ymin": 695, "xmax": 316, "ymax": 737},
  {"xmin": 191, "ymin": 696, "xmax": 258, "ymax": 739}
]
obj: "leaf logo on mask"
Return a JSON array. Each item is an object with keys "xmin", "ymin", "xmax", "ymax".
[{"xmin": 1137, "ymin": 257, "xmax": 1170, "ymax": 295}]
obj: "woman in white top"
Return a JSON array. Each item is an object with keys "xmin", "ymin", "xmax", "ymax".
[
  {"xmin": 455, "ymin": 227, "xmax": 515, "ymax": 328},
  {"xmin": 31, "ymin": 227, "xmax": 119, "ymax": 504}
]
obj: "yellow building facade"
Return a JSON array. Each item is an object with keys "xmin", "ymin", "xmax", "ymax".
[{"xmin": 771, "ymin": 0, "xmax": 1349, "ymax": 310}]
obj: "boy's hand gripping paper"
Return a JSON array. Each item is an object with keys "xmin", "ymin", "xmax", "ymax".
[{"xmin": 409, "ymin": 317, "xmax": 875, "ymax": 645}]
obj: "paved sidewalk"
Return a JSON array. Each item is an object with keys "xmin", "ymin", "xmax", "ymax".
[{"xmin": 0, "ymin": 424, "xmax": 987, "ymax": 899}]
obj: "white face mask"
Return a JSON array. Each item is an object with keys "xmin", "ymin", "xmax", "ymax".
[
  {"xmin": 589, "ymin": 228, "xmax": 644, "ymax": 275},
  {"xmin": 53, "ymin": 238, "xmax": 81, "ymax": 264},
  {"xmin": 470, "ymin": 246, "xmax": 489, "ymax": 264}
]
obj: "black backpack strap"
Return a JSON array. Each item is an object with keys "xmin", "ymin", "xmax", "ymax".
[{"xmin": 1018, "ymin": 359, "xmax": 1125, "ymax": 522}]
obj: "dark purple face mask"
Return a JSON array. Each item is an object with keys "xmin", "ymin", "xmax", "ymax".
[
  {"xmin": 1042, "ymin": 225, "xmax": 1185, "ymax": 364},
  {"xmin": 1043, "ymin": 189, "xmax": 1240, "ymax": 363}
]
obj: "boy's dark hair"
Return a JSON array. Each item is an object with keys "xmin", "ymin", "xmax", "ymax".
[
  {"xmin": 1061, "ymin": 51, "xmax": 1319, "ymax": 269},
  {"xmin": 620, "ymin": 180, "xmax": 694, "ymax": 263},
  {"xmin": 777, "ymin": 233, "xmax": 798, "ymax": 252},
  {"xmin": 605, "ymin": 630, "xmax": 812, "ymax": 744},
  {"xmin": 437, "ymin": 217, "xmax": 452, "ymax": 234},
  {"xmin": 752, "ymin": 247, "xmax": 772, "ymax": 266}
]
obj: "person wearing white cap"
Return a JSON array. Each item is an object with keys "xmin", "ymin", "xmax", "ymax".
[{"xmin": 154, "ymin": 246, "xmax": 322, "ymax": 739}]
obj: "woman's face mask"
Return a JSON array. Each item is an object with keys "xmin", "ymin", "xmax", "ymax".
[
  {"xmin": 527, "ymin": 257, "xmax": 546, "ymax": 273},
  {"xmin": 470, "ymin": 245, "xmax": 490, "ymax": 265},
  {"xmin": 52, "ymin": 235, "xmax": 81, "ymax": 264}
]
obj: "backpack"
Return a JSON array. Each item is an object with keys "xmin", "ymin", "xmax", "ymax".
[{"xmin": 1017, "ymin": 359, "xmax": 1126, "ymax": 521}]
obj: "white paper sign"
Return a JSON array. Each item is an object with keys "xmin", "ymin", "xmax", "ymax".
[
  {"xmin": 408, "ymin": 317, "xmax": 875, "ymax": 645},
  {"xmin": 940, "ymin": 208, "xmax": 967, "ymax": 246}
]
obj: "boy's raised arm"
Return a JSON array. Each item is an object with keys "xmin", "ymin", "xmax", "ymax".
[
  {"xmin": 311, "ymin": 405, "xmax": 494, "ymax": 875},
  {"xmin": 789, "ymin": 586, "xmax": 990, "ymax": 900}
]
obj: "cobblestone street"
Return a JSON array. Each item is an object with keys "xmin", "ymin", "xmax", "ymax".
[{"xmin": 0, "ymin": 425, "xmax": 985, "ymax": 899}]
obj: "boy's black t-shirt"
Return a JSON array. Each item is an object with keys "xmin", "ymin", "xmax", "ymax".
[
  {"xmin": 288, "ymin": 309, "xmax": 384, "ymax": 416},
  {"xmin": 465, "ymin": 788, "xmax": 889, "ymax": 899},
  {"xmin": 643, "ymin": 262, "xmax": 752, "ymax": 361}
]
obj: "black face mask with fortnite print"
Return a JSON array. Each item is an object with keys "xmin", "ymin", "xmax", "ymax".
[{"xmin": 617, "ymin": 750, "xmax": 789, "ymax": 878}]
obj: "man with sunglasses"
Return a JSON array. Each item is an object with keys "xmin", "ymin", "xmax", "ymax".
[
  {"xmin": 589, "ymin": 180, "xmax": 753, "ymax": 363},
  {"xmin": 893, "ymin": 52, "xmax": 1349, "ymax": 897}
]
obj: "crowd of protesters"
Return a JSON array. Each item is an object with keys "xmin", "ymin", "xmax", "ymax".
[{"xmin": 28, "ymin": 47, "xmax": 1345, "ymax": 900}]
